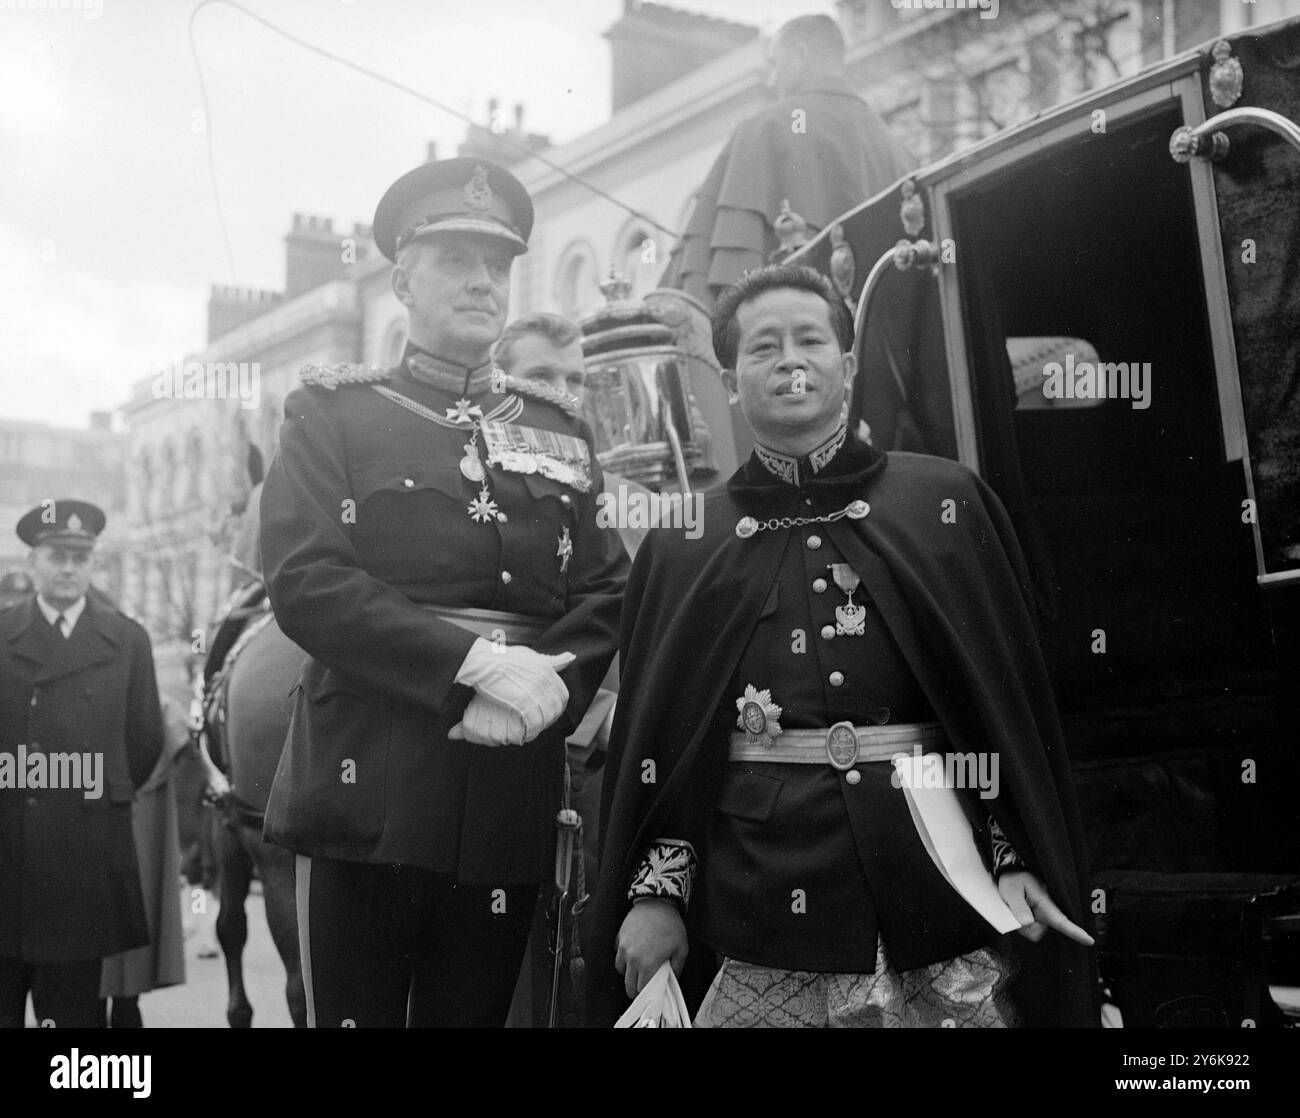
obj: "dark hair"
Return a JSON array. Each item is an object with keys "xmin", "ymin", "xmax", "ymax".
[
  {"xmin": 710, "ymin": 264, "xmax": 854, "ymax": 369},
  {"xmin": 775, "ymin": 14, "xmax": 845, "ymax": 66},
  {"xmin": 493, "ymin": 312, "xmax": 582, "ymax": 372}
]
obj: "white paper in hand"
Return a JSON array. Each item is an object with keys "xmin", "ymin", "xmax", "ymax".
[
  {"xmin": 614, "ymin": 961, "xmax": 694, "ymax": 1028},
  {"xmin": 891, "ymin": 753, "xmax": 1022, "ymax": 934}
]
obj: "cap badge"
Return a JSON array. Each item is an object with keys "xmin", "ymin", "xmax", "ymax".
[
  {"xmin": 736, "ymin": 684, "xmax": 783, "ymax": 749},
  {"xmin": 464, "ymin": 165, "xmax": 493, "ymax": 212},
  {"xmin": 67, "ymin": 514, "xmax": 83, "ymax": 533}
]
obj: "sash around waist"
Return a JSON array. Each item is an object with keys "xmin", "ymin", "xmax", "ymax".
[
  {"xmin": 420, "ymin": 603, "xmax": 548, "ymax": 644},
  {"xmin": 729, "ymin": 721, "xmax": 947, "ymax": 765}
]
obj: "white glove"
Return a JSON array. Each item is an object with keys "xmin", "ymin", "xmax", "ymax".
[
  {"xmin": 449, "ymin": 695, "xmax": 528, "ymax": 747},
  {"xmin": 454, "ymin": 638, "xmax": 576, "ymax": 740}
]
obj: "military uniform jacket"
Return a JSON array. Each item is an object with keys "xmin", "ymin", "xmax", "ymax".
[
  {"xmin": 589, "ymin": 436, "xmax": 1097, "ymax": 1026},
  {"xmin": 260, "ymin": 351, "xmax": 628, "ymax": 885},
  {"xmin": 0, "ymin": 595, "xmax": 164, "ymax": 962}
]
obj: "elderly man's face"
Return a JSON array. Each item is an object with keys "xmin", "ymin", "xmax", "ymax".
[
  {"xmin": 394, "ymin": 234, "xmax": 513, "ymax": 361},
  {"xmin": 29, "ymin": 543, "xmax": 95, "ymax": 610},
  {"xmin": 728, "ymin": 287, "xmax": 854, "ymax": 448},
  {"xmin": 503, "ymin": 333, "xmax": 587, "ymax": 400}
]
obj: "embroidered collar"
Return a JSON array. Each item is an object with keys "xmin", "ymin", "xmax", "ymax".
[
  {"xmin": 753, "ymin": 424, "xmax": 847, "ymax": 487},
  {"xmin": 403, "ymin": 343, "xmax": 497, "ymax": 397},
  {"xmin": 730, "ymin": 430, "xmax": 885, "ymax": 514}
]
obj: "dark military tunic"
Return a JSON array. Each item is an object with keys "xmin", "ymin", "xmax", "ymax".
[
  {"xmin": 260, "ymin": 346, "xmax": 628, "ymax": 885},
  {"xmin": 0, "ymin": 595, "xmax": 164, "ymax": 962}
]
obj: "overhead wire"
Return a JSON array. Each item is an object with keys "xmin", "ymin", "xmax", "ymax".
[{"xmin": 187, "ymin": 0, "xmax": 681, "ymax": 283}]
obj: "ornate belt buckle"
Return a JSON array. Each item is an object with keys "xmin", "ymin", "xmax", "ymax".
[{"xmin": 825, "ymin": 721, "xmax": 859, "ymax": 771}]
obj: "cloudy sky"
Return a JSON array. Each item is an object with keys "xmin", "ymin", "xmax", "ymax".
[{"xmin": 2, "ymin": 0, "xmax": 833, "ymax": 428}]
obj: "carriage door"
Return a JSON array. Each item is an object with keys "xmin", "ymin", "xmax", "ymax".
[{"xmin": 931, "ymin": 80, "xmax": 1283, "ymax": 802}]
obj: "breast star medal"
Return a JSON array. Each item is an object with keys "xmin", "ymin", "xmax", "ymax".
[
  {"xmin": 735, "ymin": 684, "xmax": 783, "ymax": 749},
  {"xmin": 468, "ymin": 484, "xmax": 503, "ymax": 524},
  {"xmin": 828, "ymin": 562, "xmax": 866, "ymax": 636},
  {"xmin": 557, "ymin": 526, "xmax": 573, "ymax": 574}
]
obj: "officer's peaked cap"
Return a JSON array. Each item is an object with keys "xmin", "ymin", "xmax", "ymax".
[
  {"xmin": 373, "ymin": 156, "xmax": 533, "ymax": 262},
  {"xmin": 16, "ymin": 499, "xmax": 106, "ymax": 549}
]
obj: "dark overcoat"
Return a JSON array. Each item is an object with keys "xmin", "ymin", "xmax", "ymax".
[
  {"xmin": 589, "ymin": 443, "xmax": 1098, "ymax": 1027},
  {"xmin": 0, "ymin": 595, "xmax": 164, "ymax": 962}
]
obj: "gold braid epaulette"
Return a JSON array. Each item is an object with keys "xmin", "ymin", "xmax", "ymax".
[
  {"xmin": 499, "ymin": 374, "xmax": 583, "ymax": 418},
  {"xmin": 300, "ymin": 364, "xmax": 393, "ymax": 391}
]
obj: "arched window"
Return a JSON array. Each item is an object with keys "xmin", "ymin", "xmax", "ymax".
[
  {"xmin": 135, "ymin": 449, "xmax": 154, "ymax": 521},
  {"xmin": 185, "ymin": 429, "xmax": 203, "ymax": 504},
  {"xmin": 555, "ymin": 242, "xmax": 600, "ymax": 321},
  {"xmin": 158, "ymin": 440, "xmax": 177, "ymax": 513}
]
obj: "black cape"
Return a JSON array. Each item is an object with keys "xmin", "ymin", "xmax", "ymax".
[{"xmin": 588, "ymin": 440, "xmax": 1098, "ymax": 1026}]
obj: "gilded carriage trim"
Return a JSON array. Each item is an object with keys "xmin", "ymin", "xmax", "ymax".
[{"xmin": 1208, "ymin": 39, "xmax": 1244, "ymax": 109}]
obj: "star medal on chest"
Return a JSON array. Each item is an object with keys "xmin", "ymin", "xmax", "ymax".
[
  {"xmin": 557, "ymin": 525, "xmax": 573, "ymax": 575},
  {"xmin": 735, "ymin": 684, "xmax": 783, "ymax": 749},
  {"xmin": 468, "ymin": 484, "xmax": 503, "ymax": 525},
  {"xmin": 829, "ymin": 562, "xmax": 866, "ymax": 637}
]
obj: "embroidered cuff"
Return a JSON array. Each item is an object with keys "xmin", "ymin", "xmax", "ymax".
[
  {"xmin": 989, "ymin": 815, "xmax": 1026, "ymax": 880},
  {"xmin": 628, "ymin": 838, "xmax": 698, "ymax": 913}
]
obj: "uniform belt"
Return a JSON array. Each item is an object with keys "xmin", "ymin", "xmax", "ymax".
[
  {"xmin": 728, "ymin": 721, "xmax": 947, "ymax": 769},
  {"xmin": 421, "ymin": 604, "xmax": 548, "ymax": 644}
]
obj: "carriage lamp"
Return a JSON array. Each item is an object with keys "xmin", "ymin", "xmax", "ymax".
[{"xmin": 578, "ymin": 271, "xmax": 719, "ymax": 493}]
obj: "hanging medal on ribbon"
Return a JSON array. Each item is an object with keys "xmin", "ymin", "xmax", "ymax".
[
  {"xmin": 460, "ymin": 439, "xmax": 485, "ymax": 482},
  {"xmin": 828, "ymin": 562, "xmax": 866, "ymax": 637}
]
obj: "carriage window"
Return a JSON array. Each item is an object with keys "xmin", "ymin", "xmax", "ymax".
[{"xmin": 949, "ymin": 101, "xmax": 1271, "ymax": 714}]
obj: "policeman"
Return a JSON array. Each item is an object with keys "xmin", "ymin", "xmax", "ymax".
[
  {"xmin": 0, "ymin": 500, "xmax": 165, "ymax": 1028},
  {"xmin": 260, "ymin": 157, "xmax": 629, "ymax": 1027}
]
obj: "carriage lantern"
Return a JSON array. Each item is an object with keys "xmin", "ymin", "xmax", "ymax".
[{"xmin": 579, "ymin": 272, "xmax": 723, "ymax": 493}]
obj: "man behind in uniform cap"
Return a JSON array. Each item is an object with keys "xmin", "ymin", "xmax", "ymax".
[
  {"xmin": 260, "ymin": 157, "xmax": 628, "ymax": 1027},
  {"xmin": 0, "ymin": 500, "xmax": 165, "ymax": 1027}
]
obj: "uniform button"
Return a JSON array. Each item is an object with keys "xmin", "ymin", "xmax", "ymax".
[
  {"xmin": 30, "ymin": 692, "xmax": 38, "ymax": 707},
  {"xmin": 501, "ymin": 571, "xmax": 512, "ymax": 584},
  {"xmin": 845, "ymin": 769, "xmax": 861, "ymax": 785},
  {"xmin": 497, "ymin": 513, "xmax": 508, "ymax": 523},
  {"xmin": 829, "ymin": 671, "xmax": 845, "ymax": 687},
  {"xmin": 560, "ymin": 494, "xmax": 572, "ymax": 506},
  {"xmin": 26, "ymin": 797, "xmax": 37, "ymax": 807},
  {"xmin": 806, "ymin": 535, "xmax": 822, "ymax": 550},
  {"xmin": 403, "ymin": 478, "xmax": 415, "ymax": 488},
  {"xmin": 812, "ymin": 578, "xmax": 828, "ymax": 594},
  {"xmin": 820, "ymin": 625, "xmax": 836, "ymax": 641},
  {"xmin": 803, "ymin": 498, "xmax": 813, "ymax": 507}
]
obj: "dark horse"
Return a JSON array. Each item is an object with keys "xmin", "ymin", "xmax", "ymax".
[{"xmin": 198, "ymin": 475, "xmax": 309, "ymax": 1028}]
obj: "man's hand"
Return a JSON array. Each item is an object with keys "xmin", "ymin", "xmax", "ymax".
[
  {"xmin": 615, "ymin": 898, "xmax": 688, "ymax": 999},
  {"xmin": 998, "ymin": 871, "xmax": 1095, "ymax": 946},
  {"xmin": 449, "ymin": 694, "xmax": 528, "ymax": 747},
  {"xmin": 455, "ymin": 639, "xmax": 576, "ymax": 739}
]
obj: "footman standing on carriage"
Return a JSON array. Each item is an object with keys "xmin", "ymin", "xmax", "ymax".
[
  {"xmin": 589, "ymin": 265, "xmax": 1098, "ymax": 1027},
  {"xmin": 259, "ymin": 157, "xmax": 629, "ymax": 1027},
  {"xmin": 0, "ymin": 501, "xmax": 165, "ymax": 1028}
]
